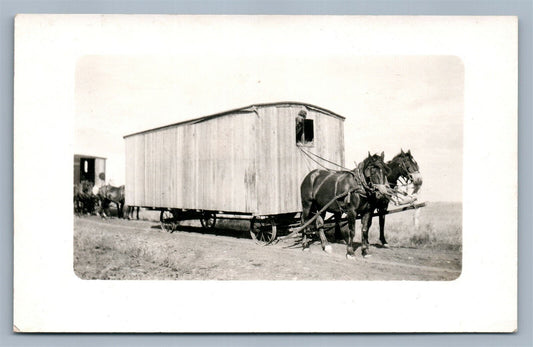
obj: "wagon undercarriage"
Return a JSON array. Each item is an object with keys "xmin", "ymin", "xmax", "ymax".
[{"xmin": 143, "ymin": 201, "xmax": 426, "ymax": 245}]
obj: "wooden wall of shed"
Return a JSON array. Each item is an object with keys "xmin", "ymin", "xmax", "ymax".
[
  {"xmin": 94, "ymin": 158, "xmax": 106, "ymax": 187},
  {"xmin": 255, "ymin": 105, "xmax": 344, "ymax": 215},
  {"xmin": 124, "ymin": 104, "xmax": 344, "ymax": 215},
  {"xmin": 73, "ymin": 160, "xmax": 80, "ymax": 185},
  {"xmin": 125, "ymin": 112, "xmax": 257, "ymax": 212}
]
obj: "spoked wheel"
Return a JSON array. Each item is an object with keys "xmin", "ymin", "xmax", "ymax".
[
  {"xmin": 160, "ymin": 209, "xmax": 177, "ymax": 232},
  {"xmin": 250, "ymin": 216, "xmax": 277, "ymax": 245},
  {"xmin": 200, "ymin": 211, "xmax": 217, "ymax": 229}
]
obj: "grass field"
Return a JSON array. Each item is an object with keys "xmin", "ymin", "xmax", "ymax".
[
  {"xmin": 367, "ymin": 202, "xmax": 462, "ymax": 250},
  {"xmin": 74, "ymin": 202, "xmax": 462, "ymax": 280}
]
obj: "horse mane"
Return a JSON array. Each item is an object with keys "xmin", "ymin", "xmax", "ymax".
[
  {"xmin": 389, "ymin": 153, "xmax": 403, "ymax": 162},
  {"xmin": 362, "ymin": 154, "xmax": 391, "ymax": 175},
  {"xmin": 388, "ymin": 150, "xmax": 413, "ymax": 165}
]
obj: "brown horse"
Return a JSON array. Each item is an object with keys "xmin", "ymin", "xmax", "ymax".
[
  {"xmin": 300, "ymin": 152, "xmax": 391, "ymax": 258},
  {"xmin": 371, "ymin": 149, "xmax": 423, "ymax": 247},
  {"xmin": 97, "ymin": 185, "xmax": 125, "ymax": 219}
]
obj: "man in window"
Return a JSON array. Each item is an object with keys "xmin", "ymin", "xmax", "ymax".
[{"xmin": 296, "ymin": 109, "xmax": 307, "ymax": 143}]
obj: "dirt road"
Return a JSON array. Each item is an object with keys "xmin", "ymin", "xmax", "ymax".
[{"xmin": 74, "ymin": 216, "xmax": 461, "ymax": 281}]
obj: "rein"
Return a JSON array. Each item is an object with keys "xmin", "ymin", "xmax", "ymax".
[
  {"xmin": 299, "ymin": 147, "xmax": 397, "ymax": 200},
  {"xmin": 297, "ymin": 146, "xmax": 351, "ymax": 171}
]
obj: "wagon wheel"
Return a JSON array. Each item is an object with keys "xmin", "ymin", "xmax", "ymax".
[
  {"xmin": 250, "ymin": 217, "xmax": 277, "ymax": 245},
  {"xmin": 200, "ymin": 211, "xmax": 217, "ymax": 229},
  {"xmin": 160, "ymin": 209, "xmax": 177, "ymax": 232}
]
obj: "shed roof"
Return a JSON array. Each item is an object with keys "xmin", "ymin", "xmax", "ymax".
[
  {"xmin": 123, "ymin": 101, "xmax": 345, "ymax": 138},
  {"xmin": 74, "ymin": 154, "xmax": 107, "ymax": 160}
]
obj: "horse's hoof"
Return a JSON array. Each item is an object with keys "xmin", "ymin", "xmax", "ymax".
[
  {"xmin": 324, "ymin": 245, "xmax": 332, "ymax": 254},
  {"xmin": 302, "ymin": 247, "xmax": 310, "ymax": 252},
  {"xmin": 382, "ymin": 243, "xmax": 389, "ymax": 249},
  {"xmin": 363, "ymin": 253, "xmax": 372, "ymax": 258},
  {"xmin": 346, "ymin": 254, "xmax": 355, "ymax": 260}
]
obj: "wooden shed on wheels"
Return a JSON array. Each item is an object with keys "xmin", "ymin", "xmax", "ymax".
[{"xmin": 124, "ymin": 102, "xmax": 345, "ymax": 243}]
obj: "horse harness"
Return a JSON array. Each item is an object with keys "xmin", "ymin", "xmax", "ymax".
[{"xmin": 311, "ymin": 169, "xmax": 370, "ymax": 213}]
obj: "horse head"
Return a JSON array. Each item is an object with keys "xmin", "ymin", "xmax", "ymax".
[
  {"xmin": 392, "ymin": 149, "xmax": 423, "ymax": 193},
  {"xmin": 358, "ymin": 152, "xmax": 391, "ymax": 199}
]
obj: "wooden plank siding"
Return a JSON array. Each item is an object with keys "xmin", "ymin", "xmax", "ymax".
[
  {"xmin": 255, "ymin": 105, "xmax": 344, "ymax": 215},
  {"xmin": 124, "ymin": 103, "xmax": 344, "ymax": 216}
]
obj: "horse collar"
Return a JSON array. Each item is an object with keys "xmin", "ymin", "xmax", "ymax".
[{"xmin": 356, "ymin": 162, "xmax": 373, "ymax": 193}]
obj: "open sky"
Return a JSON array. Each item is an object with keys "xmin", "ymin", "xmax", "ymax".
[{"xmin": 75, "ymin": 55, "xmax": 463, "ymax": 202}]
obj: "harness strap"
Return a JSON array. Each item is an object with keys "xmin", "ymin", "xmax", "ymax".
[
  {"xmin": 312, "ymin": 171, "xmax": 335, "ymax": 199},
  {"xmin": 334, "ymin": 174, "xmax": 345, "ymax": 212}
]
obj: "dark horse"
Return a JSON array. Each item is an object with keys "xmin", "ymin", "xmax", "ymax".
[
  {"xmin": 300, "ymin": 152, "xmax": 391, "ymax": 258},
  {"xmin": 370, "ymin": 149, "xmax": 423, "ymax": 248},
  {"xmin": 73, "ymin": 180, "xmax": 98, "ymax": 215},
  {"xmin": 97, "ymin": 185, "xmax": 125, "ymax": 219}
]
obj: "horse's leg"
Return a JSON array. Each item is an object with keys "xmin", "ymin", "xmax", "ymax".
[
  {"xmin": 136, "ymin": 207, "xmax": 140, "ymax": 220},
  {"xmin": 92, "ymin": 196, "xmax": 98, "ymax": 215},
  {"xmin": 344, "ymin": 209, "xmax": 357, "ymax": 259},
  {"xmin": 334, "ymin": 212, "xmax": 343, "ymax": 242},
  {"xmin": 99, "ymin": 205, "xmax": 106, "ymax": 219},
  {"xmin": 379, "ymin": 210, "xmax": 389, "ymax": 248},
  {"xmin": 74, "ymin": 197, "xmax": 79, "ymax": 216},
  {"xmin": 114, "ymin": 202, "xmax": 119, "ymax": 218},
  {"xmin": 101, "ymin": 200, "xmax": 109, "ymax": 219},
  {"xmin": 86, "ymin": 196, "xmax": 93, "ymax": 215},
  {"xmin": 301, "ymin": 202, "xmax": 312, "ymax": 251},
  {"xmin": 361, "ymin": 212, "xmax": 372, "ymax": 258},
  {"xmin": 367, "ymin": 212, "xmax": 373, "ymax": 245},
  {"xmin": 316, "ymin": 213, "xmax": 331, "ymax": 253}
]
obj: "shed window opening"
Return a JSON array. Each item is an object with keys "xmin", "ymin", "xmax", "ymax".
[
  {"xmin": 304, "ymin": 119, "xmax": 314, "ymax": 143},
  {"xmin": 295, "ymin": 110, "xmax": 314, "ymax": 145}
]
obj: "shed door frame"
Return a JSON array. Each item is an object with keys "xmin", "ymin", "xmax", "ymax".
[{"xmin": 79, "ymin": 158, "xmax": 95, "ymax": 184}]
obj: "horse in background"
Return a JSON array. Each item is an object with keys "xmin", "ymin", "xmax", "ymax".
[
  {"xmin": 300, "ymin": 152, "xmax": 391, "ymax": 258},
  {"xmin": 126, "ymin": 206, "xmax": 140, "ymax": 220},
  {"xmin": 73, "ymin": 180, "xmax": 98, "ymax": 215},
  {"xmin": 97, "ymin": 184, "xmax": 125, "ymax": 219},
  {"xmin": 371, "ymin": 149, "xmax": 423, "ymax": 247}
]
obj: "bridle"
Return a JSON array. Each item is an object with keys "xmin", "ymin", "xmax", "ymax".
[
  {"xmin": 356, "ymin": 160, "xmax": 390, "ymax": 196},
  {"xmin": 396, "ymin": 155, "xmax": 419, "ymax": 182}
]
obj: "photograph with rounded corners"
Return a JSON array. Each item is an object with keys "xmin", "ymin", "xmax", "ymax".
[{"xmin": 73, "ymin": 54, "xmax": 463, "ymax": 281}]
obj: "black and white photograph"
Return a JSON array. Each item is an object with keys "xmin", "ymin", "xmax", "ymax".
[
  {"xmin": 14, "ymin": 15, "xmax": 517, "ymax": 333},
  {"xmin": 73, "ymin": 55, "xmax": 462, "ymax": 281}
]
